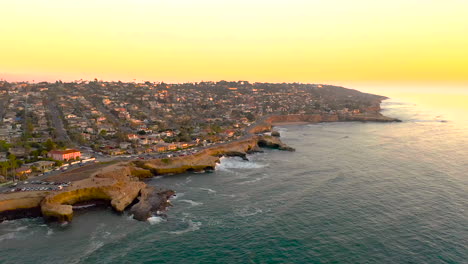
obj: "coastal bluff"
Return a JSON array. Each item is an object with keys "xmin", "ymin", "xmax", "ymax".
[
  {"xmin": 0, "ymin": 162, "xmax": 173, "ymax": 223},
  {"xmin": 248, "ymin": 112, "xmax": 400, "ymax": 134},
  {"xmin": 40, "ymin": 164, "xmax": 145, "ymax": 222},
  {"xmin": 133, "ymin": 135, "xmax": 295, "ymax": 175},
  {"xmin": 0, "ymin": 135, "xmax": 294, "ymax": 223}
]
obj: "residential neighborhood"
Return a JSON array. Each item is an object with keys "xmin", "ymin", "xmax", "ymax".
[{"xmin": 0, "ymin": 80, "xmax": 383, "ymax": 183}]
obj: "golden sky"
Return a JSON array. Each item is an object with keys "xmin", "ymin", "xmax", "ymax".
[{"xmin": 1, "ymin": 0, "xmax": 468, "ymax": 85}]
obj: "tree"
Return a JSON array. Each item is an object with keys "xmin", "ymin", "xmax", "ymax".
[
  {"xmin": 0, "ymin": 161, "xmax": 10, "ymax": 179},
  {"xmin": 0, "ymin": 140, "xmax": 11, "ymax": 152},
  {"xmin": 44, "ymin": 139, "xmax": 56, "ymax": 151},
  {"xmin": 7, "ymin": 154, "xmax": 18, "ymax": 181}
]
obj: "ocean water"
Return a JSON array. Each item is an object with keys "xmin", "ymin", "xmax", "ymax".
[{"xmin": 1, "ymin": 92, "xmax": 467, "ymax": 264}]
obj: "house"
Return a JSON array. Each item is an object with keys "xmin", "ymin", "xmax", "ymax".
[
  {"xmin": 33, "ymin": 161, "xmax": 55, "ymax": 172},
  {"xmin": 154, "ymin": 143, "xmax": 168, "ymax": 153},
  {"xmin": 176, "ymin": 142, "xmax": 190, "ymax": 149},
  {"xmin": 119, "ymin": 142, "xmax": 131, "ymax": 149},
  {"xmin": 223, "ymin": 129, "xmax": 236, "ymax": 137},
  {"xmin": 9, "ymin": 147, "xmax": 27, "ymax": 157},
  {"xmin": 153, "ymin": 142, "xmax": 177, "ymax": 152},
  {"xmin": 127, "ymin": 134, "xmax": 139, "ymax": 141},
  {"xmin": 16, "ymin": 166, "xmax": 32, "ymax": 177},
  {"xmin": 48, "ymin": 149, "xmax": 81, "ymax": 161}
]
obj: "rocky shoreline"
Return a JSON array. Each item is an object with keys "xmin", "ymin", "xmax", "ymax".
[
  {"xmin": 0, "ymin": 135, "xmax": 294, "ymax": 223},
  {"xmin": 0, "ymin": 110, "xmax": 399, "ymax": 223}
]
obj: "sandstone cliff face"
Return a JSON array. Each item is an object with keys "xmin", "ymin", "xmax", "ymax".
[
  {"xmin": 0, "ymin": 191, "xmax": 48, "ymax": 221},
  {"xmin": 0, "ymin": 163, "xmax": 153, "ymax": 223},
  {"xmin": 266, "ymin": 114, "xmax": 339, "ymax": 124},
  {"xmin": 139, "ymin": 137, "xmax": 260, "ymax": 175},
  {"xmin": 41, "ymin": 164, "xmax": 145, "ymax": 222}
]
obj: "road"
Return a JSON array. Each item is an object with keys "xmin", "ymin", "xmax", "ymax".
[
  {"xmin": 44, "ymin": 96, "xmax": 71, "ymax": 143},
  {"xmin": 0, "ymin": 95, "xmax": 9, "ymax": 121}
]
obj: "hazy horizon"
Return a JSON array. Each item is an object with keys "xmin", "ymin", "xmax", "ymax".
[{"xmin": 2, "ymin": 0, "xmax": 468, "ymax": 86}]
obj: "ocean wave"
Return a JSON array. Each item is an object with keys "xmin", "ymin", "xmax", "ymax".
[
  {"xmin": 236, "ymin": 175, "xmax": 269, "ymax": 185},
  {"xmin": 147, "ymin": 216, "xmax": 166, "ymax": 225},
  {"xmin": 83, "ymin": 240, "xmax": 104, "ymax": 259},
  {"xmin": 179, "ymin": 199, "xmax": 203, "ymax": 206},
  {"xmin": 234, "ymin": 207, "xmax": 263, "ymax": 217},
  {"xmin": 169, "ymin": 220, "xmax": 202, "ymax": 235},
  {"xmin": 0, "ymin": 232, "xmax": 16, "ymax": 242},
  {"xmin": 13, "ymin": 226, "xmax": 28, "ymax": 232},
  {"xmin": 200, "ymin": 188, "xmax": 217, "ymax": 193}
]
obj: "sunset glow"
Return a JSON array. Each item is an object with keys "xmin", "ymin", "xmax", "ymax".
[{"xmin": 1, "ymin": 0, "xmax": 468, "ymax": 85}]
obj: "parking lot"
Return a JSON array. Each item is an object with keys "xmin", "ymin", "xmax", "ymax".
[{"xmin": 1, "ymin": 180, "xmax": 71, "ymax": 194}]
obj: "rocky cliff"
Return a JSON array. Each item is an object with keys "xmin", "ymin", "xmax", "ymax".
[
  {"xmin": 40, "ymin": 164, "xmax": 146, "ymax": 222},
  {"xmin": 137, "ymin": 136, "xmax": 261, "ymax": 175},
  {"xmin": 130, "ymin": 186, "xmax": 175, "ymax": 221},
  {"xmin": 0, "ymin": 163, "xmax": 173, "ymax": 223}
]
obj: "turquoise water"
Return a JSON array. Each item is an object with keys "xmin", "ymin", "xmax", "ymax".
[{"xmin": 1, "ymin": 95, "xmax": 467, "ymax": 264}]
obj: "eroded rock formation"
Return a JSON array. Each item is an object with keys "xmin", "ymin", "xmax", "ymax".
[{"xmin": 130, "ymin": 186, "xmax": 175, "ymax": 221}]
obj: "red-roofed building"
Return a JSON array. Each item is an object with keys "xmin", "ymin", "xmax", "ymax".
[{"xmin": 48, "ymin": 149, "xmax": 81, "ymax": 161}]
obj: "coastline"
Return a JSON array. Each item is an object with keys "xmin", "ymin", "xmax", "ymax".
[{"xmin": 0, "ymin": 104, "xmax": 400, "ymax": 223}]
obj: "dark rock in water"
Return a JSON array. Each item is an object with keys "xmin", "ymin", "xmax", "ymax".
[
  {"xmin": 258, "ymin": 136, "xmax": 295, "ymax": 152},
  {"xmin": 271, "ymin": 131, "xmax": 281, "ymax": 137},
  {"xmin": 130, "ymin": 186, "xmax": 175, "ymax": 221}
]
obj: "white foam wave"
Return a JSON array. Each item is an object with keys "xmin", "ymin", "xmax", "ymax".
[
  {"xmin": 170, "ymin": 220, "xmax": 202, "ymax": 235},
  {"xmin": 0, "ymin": 223, "xmax": 34, "ymax": 242},
  {"xmin": 179, "ymin": 199, "xmax": 203, "ymax": 206},
  {"xmin": 235, "ymin": 207, "xmax": 263, "ymax": 217},
  {"xmin": 73, "ymin": 204, "xmax": 96, "ymax": 209},
  {"xmin": 0, "ymin": 232, "xmax": 16, "ymax": 242},
  {"xmin": 216, "ymin": 157, "xmax": 267, "ymax": 171},
  {"xmin": 126, "ymin": 214, "xmax": 135, "ymax": 220},
  {"xmin": 84, "ymin": 240, "xmax": 104, "ymax": 256},
  {"xmin": 14, "ymin": 226, "xmax": 28, "ymax": 232},
  {"xmin": 220, "ymin": 194, "xmax": 236, "ymax": 198},
  {"xmin": 47, "ymin": 228, "xmax": 54, "ymax": 236},
  {"xmin": 147, "ymin": 216, "xmax": 166, "ymax": 225},
  {"xmin": 200, "ymin": 188, "xmax": 217, "ymax": 193}
]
